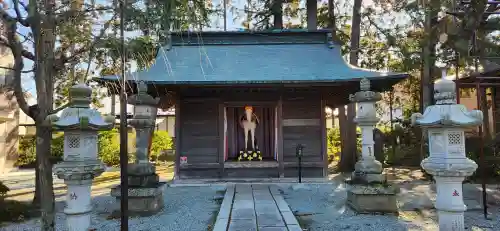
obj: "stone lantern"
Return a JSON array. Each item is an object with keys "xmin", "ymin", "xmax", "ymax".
[
  {"xmin": 412, "ymin": 74, "xmax": 482, "ymax": 231},
  {"xmin": 111, "ymin": 82, "xmax": 165, "ymax": 215},
  {"xmin": 50, "ymin": 84, "xmax": 114, "ymax": 231},
  {"xmin": 346, "ymin": 78, "xmax": 399, "ymax": 214}
]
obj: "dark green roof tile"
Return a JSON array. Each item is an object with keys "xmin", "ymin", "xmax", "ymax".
[{"xmin": 98, "ymin": 31, "xmax": 407, "ymax": 85}]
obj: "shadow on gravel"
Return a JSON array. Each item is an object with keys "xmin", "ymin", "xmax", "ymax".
[{"xmin": 280, "ymin": 183, "xmax": 431, "ymax": 231}]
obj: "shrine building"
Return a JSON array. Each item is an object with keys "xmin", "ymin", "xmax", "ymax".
[{"xmin": 96, "ymin": 30, "xmax": 408, "ymax": 179}]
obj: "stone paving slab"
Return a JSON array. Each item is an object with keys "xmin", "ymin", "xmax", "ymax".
[
  {"xmin": 214, "ymin": 184, "xmax": 303, "ymax": 231},
  {"xmin": 213, "ymin": 185, "xmax": 235, "ymax": 231},
  {"xmin": 255, "ymin": 204, "xmax": 280, "ymax": 213},
  {"xmin": 232, "ymin": 208, "xmax": 256, "ymax": 219},
  {"xmin": 257, "ymin": 213, "xmax": 285, "ymax": 227},
  {"xmin": 228, "ymin": 219, "xmax": 257, "ymax": 231},
  {"xmin": 281, "ymin": 211, "xmax": 299, "ymax": 226},
  {"xmin": 259, "ymin": 227, "xmax": 288, "ymax": 231}
]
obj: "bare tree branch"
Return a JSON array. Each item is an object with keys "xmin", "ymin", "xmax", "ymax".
[
  {"xmin": 55, "ymin": 12, "xmax": 119, "ymax": 72},
  {"xmin": 55, "ymin": 6, "xmax": 114, "ymax": 24},
  {"xmin": 18, "ymin": 1, "xmax": 28, "ymax": 12},
  {"xmin": 0, "ymin": 35, "xmax": 35, "ymax": 60},
  {"xmin": 16, "ymin": 31, "xmax": 33, "ymax": 43},
  {"xmin": 5, "ymin": 18, "xmax": 32, "ymax": 119},
  {"xmin": 12, "ymin": 0, "xmax": 29, "ymax": 27},
  {"xmin": 49, "ymin": 102, "xmax": 70, "ymax": 114},
  {"xmin": 0, "ymin": 65, "xmax": 34, "ymax": 73}
]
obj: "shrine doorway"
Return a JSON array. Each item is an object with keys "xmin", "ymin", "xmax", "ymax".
[{"xmin": 225, "ymin": 106, "xmax": 276, "ymax": 161}]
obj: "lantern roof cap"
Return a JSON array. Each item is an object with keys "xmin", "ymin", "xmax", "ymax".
[
  {"xmin": 411, "ymin": 78, "xmax": 483, "ymax": 128},
  {"xmin": 47, "ymin": 84, "xmax": 115, "ymax": 131},
  {"xmin": 349, "ymin": 78, "xmax": 382, "ymax": 102},
  {"xmin": 127, "ymin": 81, "xmax": 160, "ymax": 106}
]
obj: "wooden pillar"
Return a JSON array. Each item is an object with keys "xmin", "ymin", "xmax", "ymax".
[
  {"xmin": 480, "ymin": 87, "xmax": 491, "ymax": 140},
  {"xmin": 174, "ymin": 96, "xmax": 181, "ymax": 180},
  {"xmin": 331, "ymin": 113, "xmax": 335, "ymax": 128},
  {"xmin": 110, "ymin": 94, "xmax": 116, "ymax": 115},
  {"xmin": 273, "ymin": 0, "xmax": 283, "ymax": 29},
  {"xmin": 306, "ymin": 0, "xmax": 317, "ymax": 30},
  {"xmin": 337, "ymin": 106, "xmax": 347, "ymax": 170},
  {"xmin": 347, "ymin": 103, "xmax": 357, "ymax": 164},
  {"xmin": 277, "ymin": 96, "xmax": 284, "ymax": 178},
  {"xmin": 218, "ymin": 103, "xmax": 225, "ymax": 178},
  {"xmin": 320, "ymin": 100, "xmax": 328, "ymax": 177},
  {"xmin": 493, "ymin": 87, "xmax": 500, "ymax": 135}
]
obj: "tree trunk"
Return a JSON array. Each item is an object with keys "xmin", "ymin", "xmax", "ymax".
[
  {"xmin": 306, "ymin": 0, "xmax": 317, "ymax": 30},
  {"xmin": 36, "ymin": 125, "xmax": 55, "ymax": 231},
  {"xmin": 481, "ymin": 87, "xmax": 491, "ymax": 140},
  {"xmin": 328, "ymin": 0, "xmax": 335, "ymax": 30},
  {"xmin": 420, "ymin": 0, "xmax": 439, "ymax": 162},
  {"xmin": 421, "ymin": 5, "xmax": 436, "ymax": 112},
  {"xmin": 272, "ymin": 0, "xmax": 283, "ymax": 29},
  {"xmin": 32, "ymin": 160, "xmax": 41, "ymax": 207},
  {"xmin": 338, "ymin": 106, "xmax": 354, "ymax": 172},
  {"xmin": 340, "ymin": 0, "xmax": 362, "ymax": 172}
]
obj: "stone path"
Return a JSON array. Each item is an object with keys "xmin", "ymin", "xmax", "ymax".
[{"xmin": 213, "ymin": 184, "xmax": 302, "ymax": 231}]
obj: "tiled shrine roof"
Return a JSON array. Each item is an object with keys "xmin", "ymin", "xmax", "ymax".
[{"xmin": 97, "ymin": 30, "xmax": 408, "ymax": 87}]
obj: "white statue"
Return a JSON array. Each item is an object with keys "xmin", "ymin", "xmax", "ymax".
[{"xmin": 240, "ymin": 106, "xmax": 259, "ymax": 150}]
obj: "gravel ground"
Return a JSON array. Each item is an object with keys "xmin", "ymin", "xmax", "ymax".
[
  {"xmin": 279, "ymin": 183, "xmax": 500, "ymax": 231},
  {"xmin": 0, "ymin": 186, "xmax": 224, "ymax": 231}
]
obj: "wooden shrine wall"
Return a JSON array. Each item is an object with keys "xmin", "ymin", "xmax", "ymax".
[
  {"xmin": 282, "ymin": 91, "xmax": 326, "ymax": 177},
  {"xmin": 176, "ymin": 88, "xmax": 327, "ymax": 178},
  {"xmin": 178, "ymin": 98, "xmax": 220, "ymax": 164}
]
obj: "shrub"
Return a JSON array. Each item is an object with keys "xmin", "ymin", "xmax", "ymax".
[
  {"xmin": 16, "ymin": 133, "xmax": 65, "ymax": 167},
  {"xmin": 98, "ymin": 129, "xmax": 121, "ymax": 166},
  {"xmin": 380, "ymin": 120, "xmax": 422, "ymax": 166},
  {"xmin": 150, "ymin": 130, "xmax": 173, "ymax": 162},
  {"xmin": 327, "ymin": 128, "xmax": 341, "ymax": 163},
  {"xmin": 17, "ymin": 129, "xmax": 172, "ymax": 168},
  {"xmin": 327, "ymin": 127, "xmax": 362, "ymax": 164},
  {"xmin": 51, "ymin": 133, "xmax": 64, "ymax": 161},
  {"xmin": 0, "ymin": 180, "xmax": 9, "ymax": 200},
  {"xmin": 16, "ymin": 137, "xmax": 36, "ymax": 167}
]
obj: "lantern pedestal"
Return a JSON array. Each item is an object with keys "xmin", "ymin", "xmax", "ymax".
[
  {"xmin": 345, "ymin": 78, "xmax": 399, "ymax": 214},
  {"xmin": 54, "ymin": 161, "xmax": 105, "ymax": 231},
  {"xmin": 110, "ymin": 182, "xmax": 166, "ymax": 216},
  {"xmin": 111, "ymin": 163, "xmax": 165, "ymax": 215},
  {"xmin": 345, "ymin": 182, "xmax": 399, "ymax": 214},
  {"xmin": 110, "ymin": 82, "xmax": 165, "ymax": 216},
  {"xmin": 127, "ymin": 163, "xmax": 160, "ymax": 186},
  {"xmin": 345, "ymin": 158, "xmax": 399, "ymax": 214}
]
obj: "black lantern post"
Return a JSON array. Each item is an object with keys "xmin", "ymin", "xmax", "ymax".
[
  {"xmin": 119, "ymin": 0, "xmax": 129, "ymax": 229},
  {"xmin": 296, "ymin": 144, "xmax": 304, "ymax": 183}
]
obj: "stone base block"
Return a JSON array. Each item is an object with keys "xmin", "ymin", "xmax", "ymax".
[
  {"xmin": 111, "ymin": 182, "xmax": 165, "ymax": 216},
  {"xmin": 128, "ymin": 174, "xmax": 159, "ymax": 187},
  {"xmin": 66, "ymin": 213, "xmax": 91, "ymax": 231},
  {"xmin": 351, "ymin": 172, "xmax": 385, "ymax": 184},
  {"xmin": 128, "ymin": 163, "xmax": 156, "ymax": 175},
  {"xmin": 346, "ymin": 183, "xmax": 399, "ymax": 214}
]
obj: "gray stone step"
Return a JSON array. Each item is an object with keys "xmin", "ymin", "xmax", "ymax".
[{"xmin": 213, "ymin": 184, "xmax": 302, "ymax": 231}]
